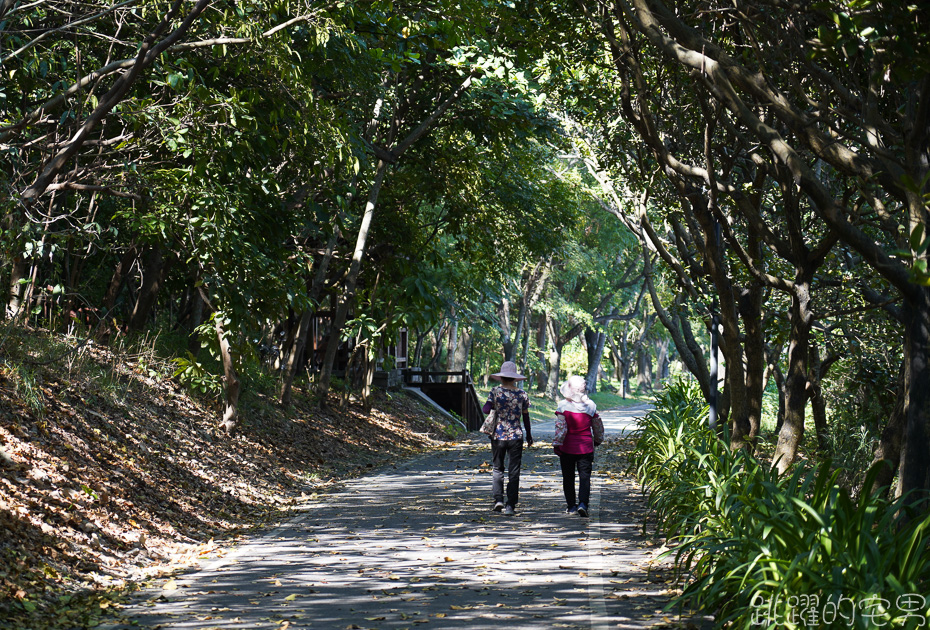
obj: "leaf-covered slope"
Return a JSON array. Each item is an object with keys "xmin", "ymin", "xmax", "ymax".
[{"xmin": 0, "ymin": 337, "xmax": 452, "ymax": 626}]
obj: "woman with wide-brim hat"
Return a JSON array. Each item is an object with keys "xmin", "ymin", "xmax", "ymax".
[
  {"xmin": 552, "ymin": 375, "xmax": 604, "ymax": 517},
  {"xmin": 481, "ymin": 361, "xmax": 533, "ymax": 516}
]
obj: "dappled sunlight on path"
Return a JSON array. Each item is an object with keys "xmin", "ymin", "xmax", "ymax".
[{"xmin": 103, "ymin": 408, "xmax": 692, "ymax": 630}]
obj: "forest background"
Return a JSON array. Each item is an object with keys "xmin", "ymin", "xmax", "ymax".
[{"xmin": 1, "ymin": 0, "xmax": 929, "ymax": 626}]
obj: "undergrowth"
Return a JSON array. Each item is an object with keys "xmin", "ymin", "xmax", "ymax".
[{"xmin": 629, "ymin": 380, "xmax": 930, "ymax": 629}]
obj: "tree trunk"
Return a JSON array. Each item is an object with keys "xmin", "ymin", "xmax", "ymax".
[
  {"xmin": 608, "ymin": 334, "xmax": 623, "ymax": 381},
  {"xmin": 361, "ymin": 349, "xmax": 377, "ymax": 411},
  {"xmin": 513, "ymin": 295, "xmax": 528, "ymax": 366},
  {"xmin": 655, "ymin": 338, "xmax": 670, "ymax": 382},
  {"xmin": 102, "ymin": 244, "xmax": 139, "ymax": 313},
  {"xmin": 283, "ymin": 219, "xmax": 339, "ymax": 407},
  {"xmin": 453, "ymin": 326, "xmax": 471, "ymax": 376},
  {"xmin": 633, "ymin": 315, "xmax": 654, "ymax": 392},
  {"xmin": 773, "ymin": 281, "xmax": 814, "ymax": 474},
  {"xmin": 280, "ymin": 310, "xmax": 313, "ymax": 408},
  {"xmin": 773, "ymin": 361, "xmax": 787, "ymax": 435},
  {"xmin": 128, "ymin": 244, "xmax": 170, "ymax": 333},
  {"xmin": 497, "ymin": 296, "xmax": 515, "ymax": 362},
  {"xmin": 645, "ymin": 265, "xmax": 710, "ymax": 400},
  {"xmin": 317, "ymin": 161, "xmax": 389, "ymax": 406},
  {"xmin": 413, "ymin": 325, "xmax": 432, "ymax": 368},
  {"xmin": 426, "ymin": 322, "xmax": 448, "ymax": 372},
  {"xmin": 547, "ymin": 342, "xmax": 563, "ymax": 400},
  {"xmin": 535, "ymin": 316, "xmax": 548, "ymax": 392},
  {"xmin": 315, "ymin": 76, "xmax": 474, "ymax": 405},
  {"xmin": 620, "ymin": 324, "xmax": 631, "ymax": 397},
  {"xmin": 741, "ymin": 283, "xmax": 767, "ymax": 440},
  {"xmin": 545, "ymin": 314, "xmax": 563, "ymax": 399},
  {"xmin": 186, "ymin": 284, "xmax": 204, "ymax": 355},
  {"xmin": 519, "ymin": 313, "xmax": 532, "ymax": 374},
  {"xmin": 584, "ymin": 328, "xmax": 607, "ymax": 393},
  {"xmin": 808, "ymin": 344, "xmax": 833, "ymax": 452},
  {"xmin": 868, "ymin": 362, "xmax": 906, "ymax": 498},
  {"xmin": 636, "ymin": 344, "xmax": 654, "ymax": 392},
  {"xmin": 898, "ymin": 286, "xmax": 930, "ymax": 513},
  {"xmin": 7, "ymin": 255, "xmax": 27, "ymax": 320},
  {"xmin": 445, "ymin": 317, "xmax": 458, "ymax": 378},
  {"xmin": 216, "ymin": 315, "xmax": 241, "ymax": 435}
]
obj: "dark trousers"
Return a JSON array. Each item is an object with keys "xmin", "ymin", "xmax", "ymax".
[
  {"xmin": 559, "ymin": 451, "xmax": 594, "ymax": 508},
  {"xmin": 491, "ymin": 438, "xmax": 524, "ymax": 507}
]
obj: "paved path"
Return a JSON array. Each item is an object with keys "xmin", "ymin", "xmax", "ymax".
[{"xmin": 104, "ymin": 404, "xmax": 696, "ymax": 630}]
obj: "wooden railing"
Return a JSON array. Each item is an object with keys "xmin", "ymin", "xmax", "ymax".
[{"xmin": 403, "ymin": 369, "xmax": 484, "ymax": 431}]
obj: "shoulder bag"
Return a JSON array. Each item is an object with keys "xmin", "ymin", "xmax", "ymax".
[{"xmin": 479, "ymin": 387, "xmax": 500, "ymax": 435}]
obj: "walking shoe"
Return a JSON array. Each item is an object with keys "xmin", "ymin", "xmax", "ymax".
[
  {"xmin": 577, "ymin": 503, "xmax": 588, "ymax": 517},
  {"xmin": 493, "ymin": 501, "xmax": 505, "ymax": 512},
  {"xmin": 565, "ymin": 504, "xmax": 578, "ymax": 514},
  {"xmin": 503, "ymin": 505, "xmax": 515, "ymax": 516}
]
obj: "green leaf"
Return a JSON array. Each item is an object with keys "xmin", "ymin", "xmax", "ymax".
[{"xmin": 909, "ymin": 224, "xmax": 925, "ymax": 252}]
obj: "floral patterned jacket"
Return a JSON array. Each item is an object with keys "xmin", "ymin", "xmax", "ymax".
[{"xmin": 484, "ymin": 386, "xmax": 530, "ymax": 440}]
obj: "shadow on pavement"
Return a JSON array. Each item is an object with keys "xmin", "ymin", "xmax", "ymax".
[{"xmin": 104, "ymin": 420, "xmax": 698, "ymax": 630}]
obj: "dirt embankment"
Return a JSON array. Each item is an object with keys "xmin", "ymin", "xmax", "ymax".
[{"xmin": 0, "ymin": 335, "xmax": 453, "ymax": 629}]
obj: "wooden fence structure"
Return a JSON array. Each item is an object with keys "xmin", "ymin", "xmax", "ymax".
[{"xmin": 402, "ymin": 369, "xmax": 484, "ymax": 431}]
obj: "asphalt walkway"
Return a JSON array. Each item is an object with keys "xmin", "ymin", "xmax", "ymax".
[{"xmin": 103, "ymin": 403, "xmax": 698, "ymax": 630}]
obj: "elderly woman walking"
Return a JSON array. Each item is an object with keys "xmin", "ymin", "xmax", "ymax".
[
  {"xmin": 481, "ymin": 361, "xmax": 533, "ymax": 516},
  {"xmin": 553, "ymin": 375, "xmax": 604, "ymax": 517}
]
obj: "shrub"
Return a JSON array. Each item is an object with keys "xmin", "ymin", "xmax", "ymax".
[{"xmin": 633, "ymin": 381, "xmax": 930, "ymax": 629}]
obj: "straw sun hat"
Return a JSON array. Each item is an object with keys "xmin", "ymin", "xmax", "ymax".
[{"xmin": 490, "ymin": 361, "xmax": 526, "ymax": 381}]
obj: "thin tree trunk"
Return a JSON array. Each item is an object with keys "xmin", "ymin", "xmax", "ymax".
[
  {"xmin": 513, "ymin": 296, "xmax": 527, "ymax": 366},
  {"xmin": 216, "ymin": 315, "xmax": 241, "ymax": 435},
  {"xmin": 868, "ymin": 362, "xmax": 906, "ymax": 498},
  {"xmin": 445, "ymin": 317, "xmax": 458, "ymax": 378},
  {"xmin": 7, "ymin": 256, "xmax": 26, "ymax": 319},
  {"xmin": 607, "ymin": 334, "xmax": 623, "ymax": 381},
  {"xmin": 773, "ymin": 361, "xmax": 787, "ymax": 434},
  {"xmin": 620, "ymin": 324, "xmax": 631, "ymax": 397},
  {"xmin": 361, "ymin": 349, "xmax": 377, "ymax": 411},
  {"xmin": 545, "ymin": 315, "xmax": 565, "ymax": 400},
  {"xmin": 280, "ymin": 310, "xmax": 312, "ymax": 408},
  {"xmin": 547, "ymin": 342, "xmax": 563, "ymax": 400},
  {"xmin": 186, "ymin": 284, "xmax": 204, "ymax": 355},
  {"xmin": 807, "ymin": 344, "xmax": 833, "ymax": 452},
  {"xmin": 497, "ymin": 296, "xmax": 515, "ymax": 362},
  {"xmin": 655, "ymin": 338, "xmax": 670, "ymax": 381},
  {"xmin": 426, "ymin": 322, "xmax": 448, "ymax": 372},
  {"xmin": 316, "ymin": 76, "xmax": 474, "ymax": 406},
  {"xmin": 317, "ymin": 161, "xmax": 389, "ymax": 405},
  {"xmin": 535, "ymin": 316, "xmax": 548, "ymax": 392},
  {"xmin": 280, "ymin": 230, "xmax": 339, "ymax": 407},
  {"xmin": 413, "ymin": 324, "xmax": 432, "ymax": 368},
  {"xmin": 102, "ymin": 244, "xmax": 139, "ymax": 314},
  {"xmin": 128, "ymin": 244, "xmax": 170, "ymax": 332},
  {"xmin": 741, "ymin": 282, "xmax": 767, "ymax": 440}
]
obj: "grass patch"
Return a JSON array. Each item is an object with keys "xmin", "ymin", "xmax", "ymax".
[{"xmin": 589, "ymin": 389, "xmax": 650, "ymax": 410}]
